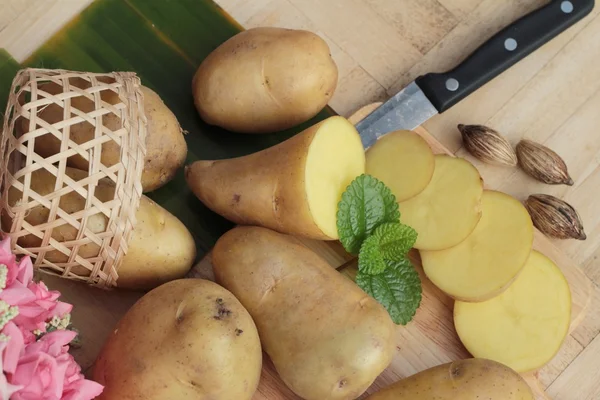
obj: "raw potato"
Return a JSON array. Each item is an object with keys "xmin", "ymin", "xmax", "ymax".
[
  {"xmin": 366, "ymin": 130, "xmax": 435, "ymax": 201},
  {"xmin": 28, "ymin": 80, "xmax": 187, "ymax": 192},
  {"xmin": 192, "ymin": 27, "xmax": 338, "ymax": 133},
  {"xmin": 93, "ymin": 279, "xmax": 262, "ymax": 400},
  {"xmin": 185, "ymin": 116, "xmax": 365, "ymax": 240},
  {"xmin": 212, "ymin": 226, "xmax": 396, "ymax": 400},
  {"xmin": 454, "ymin": 250, "xmax": 572, "ymax": 372},
  {"xmin": 1, "ymin": 167, "xmax": 196, "ymax": 290},
  {"xmin": 421, "ymin": 190, "xmax": 534, "ymax": 301},
  {"xmin": 398, "ymin": 155, "xmax": 483, "ymax": 250},
  {"xmin": 365, "ymin": 358, "xmax": 534, "ymax": 400}
]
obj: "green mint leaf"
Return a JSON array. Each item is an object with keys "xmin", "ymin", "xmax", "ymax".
[
  {"xmin": 337, "ymin": 174, "xmax": 400, "ymax": 254},
  {"xmin": 358, "ymin": 235, "xmax": 386, "ymax": 275},
  {"xmin": 356, "ymin": 258, "xmax": 422, "ymax": 325},
  {"xmin": 372, "ymin": 223, "xmax": 418, "ymax": 261}
]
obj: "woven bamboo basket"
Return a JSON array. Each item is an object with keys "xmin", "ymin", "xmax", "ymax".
[{"xmin": 0, "ymin": 68, "xmax": 147, "ymax": 288}]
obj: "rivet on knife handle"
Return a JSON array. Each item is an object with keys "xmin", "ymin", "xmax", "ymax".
[{"xmin": 415, "ymin": 0, "xmax": 595, "ymax": 113}]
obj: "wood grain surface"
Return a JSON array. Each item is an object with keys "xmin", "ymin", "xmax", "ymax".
[{"xmin": 2, "ymin": 0, "xmax": 600, "ymax": 399}]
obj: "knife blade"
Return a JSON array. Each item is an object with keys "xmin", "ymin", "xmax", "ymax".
[{"xmin": 356, "ymin": 0, "xmax": 595, "ymax": 149}]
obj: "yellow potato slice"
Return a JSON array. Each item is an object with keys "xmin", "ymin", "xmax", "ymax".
[
  {"xmin": 421, "ymin": 190, "xmax": 534, "ymax": 301},
  {"xmin": 305, "ymin": 116, "xmax": 366, "ymax": 238},
  {"xmin": 454, "ymin": 250, "xmax": 572, "ymax": 373},
  {"xmin": 366, "ymin": 130, "xmax": 435, "ymax": 202},
  {"xmin": 398, "ymin": 155, "xmax": 483, "ymax": 250}
]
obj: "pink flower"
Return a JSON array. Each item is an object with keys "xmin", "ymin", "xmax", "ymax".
[
  {"xmin": 0, "ymin": 236, "xmax": 103, "ymax": 399},
  {"xmin": 9, "ymin": 331, "xmax": 102, "ymax": 400}
]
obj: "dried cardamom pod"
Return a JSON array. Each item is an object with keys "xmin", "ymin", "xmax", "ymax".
[
  {"xmin": 458, "ymin": 124, "xmax": 518, "ymax": 166},
  {"xmin": 516, "ymin": 140, "xmax": 573, "ymax": 185},
  {"xmin": 524, "ymin": 194, "xmax": 586, "ymax": 240}
]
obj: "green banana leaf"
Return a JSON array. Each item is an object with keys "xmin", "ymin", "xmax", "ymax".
[{"xmin": 0, "ymin": 0, "xmax": 334, "ymax": 259}]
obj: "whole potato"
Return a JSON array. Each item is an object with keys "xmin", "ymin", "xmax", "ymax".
[
  {"xmin": 365, "ymin": 358, "xmax": 534, "ymax": 400},
  {"xmin": 192, "ymin": 27, "xmax": 338, "ymax": 133},
  {"xmin": 28, "ymin": 79, "xmax": 187, "ymax": 192},
  {"xmin": 1, "ymin": 167, "xmax": 196, "ymax": 290},
  {"xmin": 93, "ymin": 279, "xmax": 263, "ymax": 400},
  {"xmin": 213, "ymin": 226, "xmax": 396, "ymax": 400}
]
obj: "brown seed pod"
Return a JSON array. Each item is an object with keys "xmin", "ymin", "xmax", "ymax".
[
  {"xmin": 516, "ymin": 140, "xmax": 574, "ymax": 185},
  {"xmin": 458, "ymin": 124, "xmax": 518, "ymax": 166},
  {"xmin": 524, "ymin": 194, "xmax": 586, "ymax": 240}
]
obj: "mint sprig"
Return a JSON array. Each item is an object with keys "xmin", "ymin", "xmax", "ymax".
[
  {"xmin": 337, "ymin": 174, "xmax": 422, "ymax": 325},
  {"xmin": 337, "ymin": 175, "xmax": 399, "ymax": 255},
  {"xmin": 356, "ymin": 259, "xmax": 422, "ymax": 325}
]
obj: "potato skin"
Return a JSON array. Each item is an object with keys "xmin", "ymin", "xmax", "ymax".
[
  {"xmin": 212, "ymin": 226, "xmax": 396, "ymax": 400},
  {"xmin": 138, "ymin": 86, "xmax": 188, "ymax": 192},
  {"xmin": 93, "ymin": 279, "xmax": 262, "ymax": 400},
  {"xmin": 29, "ymin": 80, "xmax": 187, "ymax": 193},
  {"xmin": 185, "ymin": 118, "xmax": 334, "ymax": 240},
  {"xmin": 365, "ymin": 358, "xmax": 534, "ymax": 400},
  {"xmin": 192, "ymin": 27, "xmax": 338, "ymax": 133},
  {"xmin": 1, "ymin": 167, "xmax": 196, "ymax": 290}
]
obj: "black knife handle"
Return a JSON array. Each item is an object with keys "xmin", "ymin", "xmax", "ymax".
[{"xmin": 415, "ymin": 0, "xmax": 595, "ymax": 113}]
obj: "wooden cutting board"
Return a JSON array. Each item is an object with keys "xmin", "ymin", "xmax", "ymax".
[{"xmin": 190, "ymin": 103, "xmax": 593, "ymax": 400}]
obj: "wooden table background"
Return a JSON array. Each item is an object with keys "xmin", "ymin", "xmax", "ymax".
[{"xmin": 2, "ymin": 0, "xmax": 600, "ymax": 398}]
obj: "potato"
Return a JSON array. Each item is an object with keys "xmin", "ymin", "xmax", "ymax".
[
  {"xmin": 365, "ymin": 358, "xmax": 534, "ymax": 400},
  {"xmin": 28, "ymin": 79, "xmax": 187, "ymax": 192},
  {"xmin": 398, "ymin": 155, "xmax": 483, "ymax": 250},
  {"xmin": 1, "ymin": 167, "xmax": 196, "ymax": 290},
  {"xmin": 421, "ymin": 190, "xmax": 534, "ymax": 301},
  {"xmin": 212, "ymin": 226, "xmax": 396, "ymax": 400},
  {"xmin": 454, "ymin": 250, "xmax": 571, "ymax": 373},
  {"xmin": 93, "ymin": 279, "xmax": 262, "ymax": 400},
  {"xmin": 366, "ymin": 130, "xmax": 435, "ymax": 202},
  {"xmin": 185, "ymin": 116, "xmax": 364, "ymax": 240},
  {"xmin": 192, "ymin": 27, "xmax": 338, "ymax": 133}
]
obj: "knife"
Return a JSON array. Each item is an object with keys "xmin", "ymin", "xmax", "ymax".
[{"xmin": 356, "ymin": 0, "xmax": 595, "ymax": 148}]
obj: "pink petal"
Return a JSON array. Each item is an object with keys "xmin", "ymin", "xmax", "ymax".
[
  {"xmin": 12, "ymin": 310, "xmax": 48, "ymax": 332},
  {"xmin": 49, "ymin": 302, "xmax": 73, "ymax": 319},
  {"xmin": 35, "ymin": 299, "xmax": 58, "ymax": 310},
  {"xmin": 62, "ymin": 378, "xmax": 104, "ymax": 400},
  {"xmin": 16, "ymin": 256, "xmax": 33, "ymax": 286},
  {"xmin": 0, "ymin": 287, "xmax": 36, "ymax": 305},
  {"xmin": 41, "ymin": 331, "xmax": 77, "ymax": 354},
  {"xmin": 2, "ymin": 322, "xmax": 24, "ymax": 374},
  {"xmin": 0, "ymin": 237, "xmax": 12, "ymax": 253}
]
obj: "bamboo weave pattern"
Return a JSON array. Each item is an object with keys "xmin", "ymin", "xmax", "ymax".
[{"xmin": 0, "ymin": 68, "xmax": 147, "ymax": 288}]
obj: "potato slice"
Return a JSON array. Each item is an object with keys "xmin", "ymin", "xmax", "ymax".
[
  {"xmin": 398, "ymin": 155, "xmax": 483, "ymax": 250},
  {"xmin": 366, "ymin": 130, "xmax": 435, "ymax": 202},
  {"xmin": 454, "ymin": 250, "xmax": 572, "ymax": 373},
  {"xmin": 420, "ymin": 190, "xmax": 533, "ymax": 301},
  {"xmin": 186, "ymin": 116, "xmax": 365, "ymax": 240}
]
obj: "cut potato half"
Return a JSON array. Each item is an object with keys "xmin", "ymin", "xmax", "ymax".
[
  {"xmin": 398, "ymin": 155, "xmax": 483, "ymax": 250},
  {"xmin": 186, "ymin": 116, "xmax": 365, "ymax": 240},
  {"xmin": 366, "ymin": 130, "xmax": 435, "ymax": 202},
  {"xmin": 454, "ymin": 250, "xmax": 572, "ymax": 373},
  {"xmin": 421, "ymin": 190, "xmax": 534, "ymax": 301}
]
